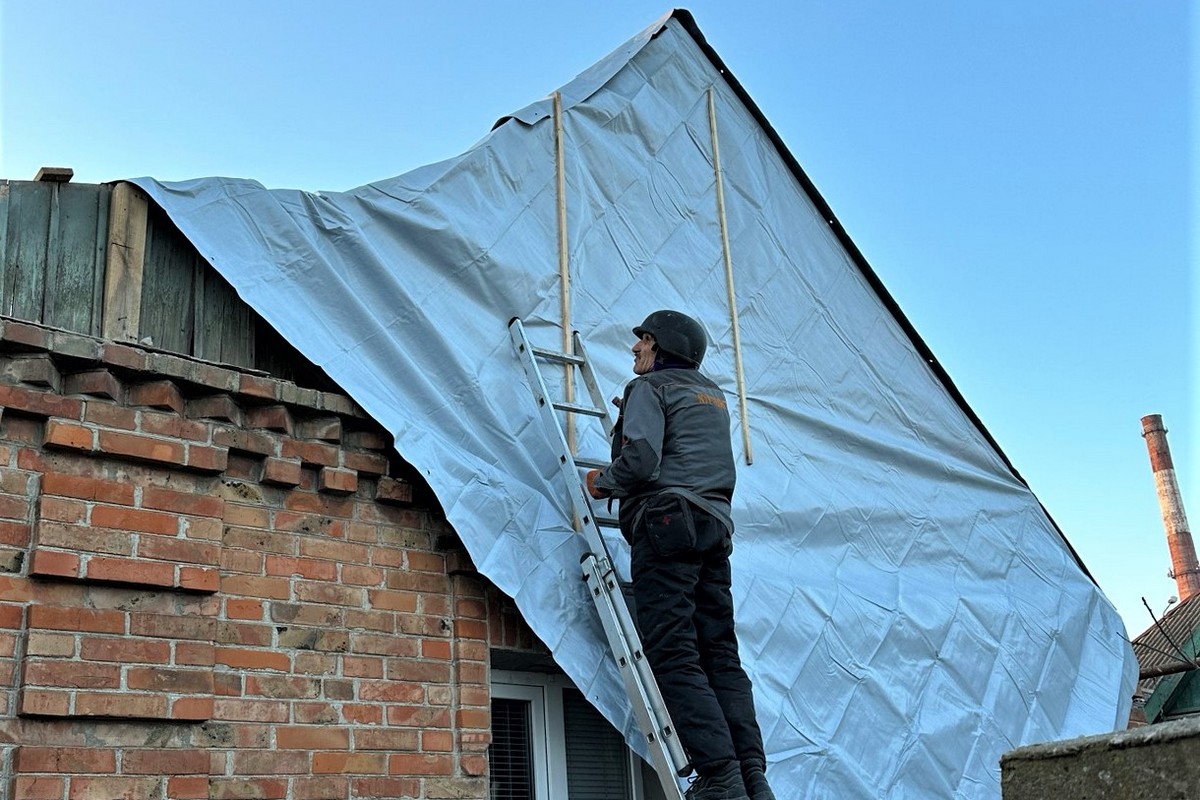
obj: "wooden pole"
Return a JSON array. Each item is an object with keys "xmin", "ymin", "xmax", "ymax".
[
  {"xmin": 708, "ymin": 89, "xmax": 753, "ymax": 465},
  {"xmin": 554, "ymin": 92, "xmax": 576, "ymax": 456}
]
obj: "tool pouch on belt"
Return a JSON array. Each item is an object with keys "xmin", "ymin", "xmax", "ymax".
[{"xmin": 642, "ymin": 494, "xmax": 697, "ymax": 559}]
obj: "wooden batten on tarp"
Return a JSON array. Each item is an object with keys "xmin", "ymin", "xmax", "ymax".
[
  {"xmin": 102, "ymin": 181, "xmax": 149, "ymax": 342},
  {"xmin": 707, "ymin": 88, "xmax": 753, "ymax": 465},
  {"xmin": 554, "ymin": 91, "xmax": 577, "ymax": 456}
]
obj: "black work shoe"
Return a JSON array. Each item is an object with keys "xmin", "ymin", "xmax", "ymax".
[
  {"xmin": 743, "ymin": 765, "xmax": 777, "ymax": 800},
  {"xmin": 684, "ymin": 762, "xmax": 750, "ymax": 800}
]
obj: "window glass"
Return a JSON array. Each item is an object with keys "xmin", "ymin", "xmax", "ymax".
[
  {"xmin": 490, "ymin": 697, "xmax": 535, "ymax": 800},
  {"xmin": 563, "ymin": 688, "xmax": 633, "ymax": 800}
]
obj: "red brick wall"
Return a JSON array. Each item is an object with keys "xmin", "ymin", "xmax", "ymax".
[{"xmin": 0, "ymin": 318, "xmax": 544, "ymax": 800}]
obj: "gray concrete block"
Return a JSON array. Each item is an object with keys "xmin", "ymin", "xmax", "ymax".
[{"xmin": 1001, "ymin": 717, "xmax": 1200, "ymax": 799}]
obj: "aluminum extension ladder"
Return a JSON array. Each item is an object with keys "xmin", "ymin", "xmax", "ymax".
[{"xmin": 509, "ymin": 318, "xmax": 689, "ymax": 800}]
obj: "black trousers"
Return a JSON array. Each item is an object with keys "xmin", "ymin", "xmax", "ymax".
[{"xmin": 627, "ymin": 494, "xmax": 766, "ymax": 776}]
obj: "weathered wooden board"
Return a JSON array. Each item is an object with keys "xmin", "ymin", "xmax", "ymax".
[
  {"xmin": 255, "ymin": 317, "xmax": 320, "ymax": 385},
  {"xmin": 2, "ymin": 181, "xmax": 52, "ymax": 321},
  {"xmin": 0, "ymin": 176, "xmax": 333, "ymax": 388},
  {"xmin": 43, "ymin": 183, "xmax": 109, "ymax": 335},
  {"xmin": 102, "ymin": 182, "xmax": 148, "ymax": 341},
  {"xmin": 193, "ymin": 262, "xmax": 254, "ymax": 367},
  {"xmin": 140, "ymin": 203, "xmax": 198, "ymax": 354},
  {"xmin": 0, "ymin": 184, "xmax": 9, "ymax": 300}
]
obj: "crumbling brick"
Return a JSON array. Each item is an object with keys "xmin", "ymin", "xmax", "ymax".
[
  {"xmin": 186, "ymin": 394, "xmax": 243, "ymax": 424},
  {"xmin": 63, "ymin": 369, "xmax": 123, "ymax": 400},
  {"xmin": 262, "ymin": 457, "xmax": 302, "ymax": 487},
  {"xmin": 375, "ymin": 476, "xmax": 414, "ymax": 505},
  {"xmin": 3, "ymin": 355, "xmax": 62, "ymax": 391},
  {"xmin": 245, "ymin": 404, "xmax": 293, "ymax": 434},
  {"xmin": 127, "ymin": 380, "xmax": 185, "ymax": 413},
  {"xmin": 297, "ymin": 416, "xmax": 342, "ymax": 443},
  {"xmin": 317, "ymin": 467, "xmax": 358, "ymax": 495}
]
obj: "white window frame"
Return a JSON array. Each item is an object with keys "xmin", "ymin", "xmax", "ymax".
[{"xmin": 492, "ymin": 669, "xmax": 647, "ymax": 800}]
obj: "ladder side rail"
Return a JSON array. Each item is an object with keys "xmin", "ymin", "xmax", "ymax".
[
  {"xmin": 582, "ymin": 546, "xmax": 691, "ymax": 777},
  {"xmin": 571, "ymin": 499, "xmax": 688, "ymax": 777},
  {"xmin": 584, "ymin": 555, "xmax": 688, "ymax": 799},
  {"xmin": 510, "ymin": 320, "xmax": 613, "ymax": 559},
  {"xmin": 566, "ymin": 331, "xmax": 621, "ymax": 530},
  {"xmin": 572, "ymin": 331, "xmax": 615, "ymax": 438},
  {"xmin": 566, "ymin": 328, "xmax": 681, "ymax": 765}
]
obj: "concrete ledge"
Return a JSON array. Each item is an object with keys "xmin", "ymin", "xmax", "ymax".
[{"xmin": 1001, "ymin": 717, "xmax": 1200, "ymax": 799}]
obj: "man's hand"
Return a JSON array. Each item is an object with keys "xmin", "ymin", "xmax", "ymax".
[{"xmin": 585, "ymin": 469, "xmax": 610, "ymax": 500}]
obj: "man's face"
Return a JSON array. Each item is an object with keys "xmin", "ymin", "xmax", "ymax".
[{"xmin": 632, "ymin": 333, "xmax": 657, "ymax": 375}]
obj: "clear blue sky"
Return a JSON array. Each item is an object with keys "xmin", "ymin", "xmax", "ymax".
[{"xmin": 1, "ymin": 1, "xmax": 1192, "ymax": 636}]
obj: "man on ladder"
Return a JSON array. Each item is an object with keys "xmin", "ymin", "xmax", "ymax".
[{"xmin": 585, "ymin": 310, "xmax": 776, "ymax": 800}]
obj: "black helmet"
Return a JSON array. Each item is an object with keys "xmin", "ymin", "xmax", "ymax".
[{"xmin": 633, "ymin": 310, "xmax": 707, "ymax": 366}]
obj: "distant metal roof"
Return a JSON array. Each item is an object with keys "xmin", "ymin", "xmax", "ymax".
[{"xmin": 1132, "ymin": 594, "xmax": 1200, "ymax": 682}]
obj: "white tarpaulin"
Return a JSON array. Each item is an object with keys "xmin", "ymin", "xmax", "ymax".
[{"xmin": 132, "ymin": 11, "xmax": 1136, "ymax": 798}]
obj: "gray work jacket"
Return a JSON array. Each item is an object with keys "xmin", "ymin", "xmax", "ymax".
[{"xmin": 593, "ymin": 367, "xmax": 736, "ymax": 531}]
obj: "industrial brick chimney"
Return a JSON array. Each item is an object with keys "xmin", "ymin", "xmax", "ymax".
[{"xmin": 1141, "ymin": 414, "xmax": 1200, "ymax": 601}]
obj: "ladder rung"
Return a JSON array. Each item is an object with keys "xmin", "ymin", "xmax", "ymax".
[
  {"xmin": 531, "ymin": 345, "xmax": 586, "ymax": 366},
  {"xmin": 552, "ymin": 400, "xmax": 606, "ymax": 418},
  {"xmin": 596, "ymin": 514, "xmax": 619, "ymax": 528},
  {"xmin": 574, "ymin": 456, "xmax": 608, "ymax": 470}
]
